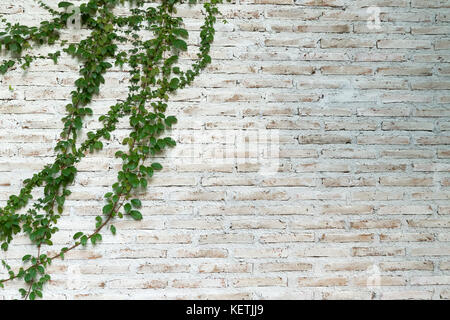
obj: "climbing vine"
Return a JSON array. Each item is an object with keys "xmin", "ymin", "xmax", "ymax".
[{"xmin": 0, "ymin": 0, "xmax": 226, "ymax": 299}]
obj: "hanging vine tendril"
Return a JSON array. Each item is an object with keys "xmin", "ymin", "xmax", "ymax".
[{"xmin": 0, "ymin": 0, "xmax": 226, "ymax": 300}]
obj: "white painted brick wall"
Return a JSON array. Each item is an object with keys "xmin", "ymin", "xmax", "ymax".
[{"xmin": 0, "ymin": 0, "xmax": 449, "ymax": 300}]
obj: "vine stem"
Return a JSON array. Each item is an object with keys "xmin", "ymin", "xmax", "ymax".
[
  {"xmin": 0, "ymin": 88, "xmax": 155, "ymax": 285},
  {"xmin": 0, "ymin": 0, "xmax": 225, "ymax": 299},
  {"xmin": 0, "ymin": 198, "xmax": 122, "ymax": 285}
]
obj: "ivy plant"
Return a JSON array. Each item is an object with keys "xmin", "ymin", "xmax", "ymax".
[{"xmin": 0, "ymin": 0, "xmax": 227, "ymax": 300}]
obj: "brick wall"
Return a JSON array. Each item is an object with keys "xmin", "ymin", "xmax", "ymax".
[{"xmin": 0, "ymin": 0, "xmax": 449, "ymax": 300}]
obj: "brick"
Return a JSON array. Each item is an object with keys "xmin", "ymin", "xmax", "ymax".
[
  {"xmin": 412, "ymin": 0, "xmax": 450, "ymax": 8},
  {"xmin": 199, "ymin": 263, "xmax": 252, "ymax": 273},
  {"xmin": 415, "ymin": 136, "xmax": 450, "ymax": 145},
  {"xmin": 354, "ymin": 80, "xmax": 408, "ymax": 90},
  {"xmin": 410, "ymin": 276, "xmax": 450, "ymax": 286},
  {"xmin": 324, "ymin": 262, "xmax": 372, "ymax": 272},
  {"xmin": 323, "ymin": 291, "xmax": 374, "ymax": 300},
  {"xmin": 357, "ymin": 107, "xmax": 410, "ymax": 117},
  {"xmin": 294, "ymin": 0, "xmax": 345, "ymax": 6},
  {"xmin": 171, "ymin": 278, "xmax": 226, "ymax": 288},
  {"xmin": 258, "ymin": 262, "xmax": 312, "ymax": 272},
  {"xmin": 259, "ymin": 233, "xmax": 314, "ymax": 243},
  {"xmin": 231, "ymin": 219, "xmax": 286, "ymax": 229},
  {"xmin": 137, "ymin": 264, "xmax": 191, "ymax": 273},
  {"xmin": 352, "ymin": 276, "xmax": 407, "ymax": 286},
  {"xmin": 357, "ymin": 136, "xmax": 410, "ymax": 145},
  {"xmin": 298, "ymin": 134, "xmax": 351, "ymax": 144},
  {"xmin": 320, "ymin": 233, "xmax": 374, "ymax": 242},
  {"xmin": 136, "ymin": 233, "xmax": 192, "ymax": 244},
  {"xmin": 439, "ymin": 206, "xmax": 450, "ymax": 214},
  {"xmin": 355, "ymin": 25, "xmax": 410, "ymax": 34},
  {"xmin": 381, "ymin": 149, "xmax": 434, "ymax": 159},
  {"xmin": 377, "ymin": 40, "xmax": 432, "ymax": 49},
  {"xmin": 380, "ymin": 233, "xmax": 434, "ymax": 242},
  {"xmin": 379, "ymin": 261, "xmax": 434, "ymax": 271},
  {"xmin": 321, "ymin": 205, "xmax": 374, "ymax": 215},
  {"xmin": 321, "ymin": 66, "xmax": 372, "ymax": 75},
  {"xmin": 199, "ymin": 233, "xmax": 254, "ymax": 244},
  {"xmin": 412, "ymin": 81, "xmax": 450, "ymax": 90},
  {"xmin": 378, "ymin": 205, "xmax": 433, "ymax": 215},
  {"xmin": 355, "ymin": 163, "xmax": 407, "ymax": 173},
  {"xmin": 381, "ymin": 12, "xmax": 433, "ymax": 22},
  {"xmin": 382, "ymin": 121, "xmax": 434, "ymax": 131},
  {"xmin": 233, "ymin": 190, "xmax": 289, "ymax": 201},
  {"xmin": 291, "ymin": 219, "xmax": 345, "ymax": 230},
  {"xmin": 412, "ymin": 27, "xmax": 450, "ymax": 35},
  {"xmin": 321, "ymin": 38, "xmax": 374, "ymax": 48},
  {"xmin": 294, "ymin": 247, "xmax": 349, "ymax": 258},
  {"xmin": 264, "ymin": 37, "xmax": 316, "ymax": 47},
  {"xmin": 261, "ymin": 64, "xmax": 314, "ymax": 75},
  {"xmin": 352, "ymin": 247, "xmax": 405, "ymax": 256},
  {"xmin": 354, "ymin": 52, "xmax": 406, "ymax": 62},
  {"xmin": 107, "ymin": 279, "xmax": 167, "ymax": 289},
  {"xmin": 232, "ymin": 277, "xmax": 286, "ymax": 287},
  {"xmin": 298, "ymin": 277, "xmax": 347, "ymax": 287},
  {"xmin": 410, "ymin": 247, "xmax": 450, "ymax": 256},
  {"xmin": 234, "ymin": 248, "xmax": 287, "ymax": 259},
  {"xmin": 296, "ymin": 24, "xmax": 350, "ymax": 33},
  {"xmin": 324, "ymin": 121, "xmax": 378, "ymax": 131},
  {"xmin": 171, "ymin": 249, "xmax": 228, "ymax": 258},
  {"xmin": 323, "ymin": 177, "xmax": 376, "ymax": 187},
  {"xmin": 414, "ymin": 162, "xmax": 450, "ymax": 172},
  {"xmin": 351, "ymin": 219, "xmax": 402, "ymax": 229},
  {"xmin": 266, "ymin": 119, "xmax": 320, "ymax": 130},
  {"xmin": 377, "ymin": 67, "xmax": 432, "ymax": 76},
  {"xmin": 266, "ymin": 8, "xmax": 322, "ymax": 19},
  {"xmin": 381, "ymin": 290, "xmax": 433, "ymax": 300},
  {"xmin": 379, "ymin": 176, "xmax": 433, "ymax": 187}
]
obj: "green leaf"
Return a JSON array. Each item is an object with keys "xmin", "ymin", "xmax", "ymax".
[
  {"xmin": 131, "ymin": 199, "xmax": 141, "ymax": 208},
  {"xmin": 102, "ymin": 203, "xmax": 113, "ymax": 215},
  {"xmin": 151, "ymin": 163, "xmax": 163, "ymax": 170},
  {"xmin": 80, "ymin": 235, "xmax": 88, "ymax": 246},
  {"xmin": 173, "ymin": 28, "xmax": 189, "ymax": 39},
  {"xmin": 165, "ymin": 115, "xmax": 177, "ymax": 127},
  {"xmin": 169, "ymin": 78, "xmax": 180, "ymax": 90},
  {"xmin": 110, "ymin": 225, "xmax": 116, "ymax": 235},
  {"xmin": 58, "ymin": 2, "xmax": 73, "ymax": 8},
  {"xmin": 172, "ymin": 39, "xmax": 187, "ymax": 51},
  {"xmin": 129, "ymin": 210, "xmax": 142, "ymax": 221},
  {"xmin": 66, "ymin": 44, "xmax": 76, "ymax": 55},
  {"xmin": 73, "ymin": 232, "xmax": 83, "ymax": 240},
  {"xmin": 93, "ymin": 141, "xmax": 103, "ymax": 150},
  {"xmin": 37, "ymin": 265, "xmax": 45, "ymax": 274}
]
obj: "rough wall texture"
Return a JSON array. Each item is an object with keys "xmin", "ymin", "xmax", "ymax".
[{"xmin": 1, "ymin": 0, "xmax": 450, "ymax": 300}]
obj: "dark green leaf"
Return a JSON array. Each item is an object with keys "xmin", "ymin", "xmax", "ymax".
[
  {"xmin": 129, "ymin": 210, "xmax": 142, "ymax": 221},
  {"xmin": 131, "ymin": 199, "xmax": 141, "ymax": 208}
]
